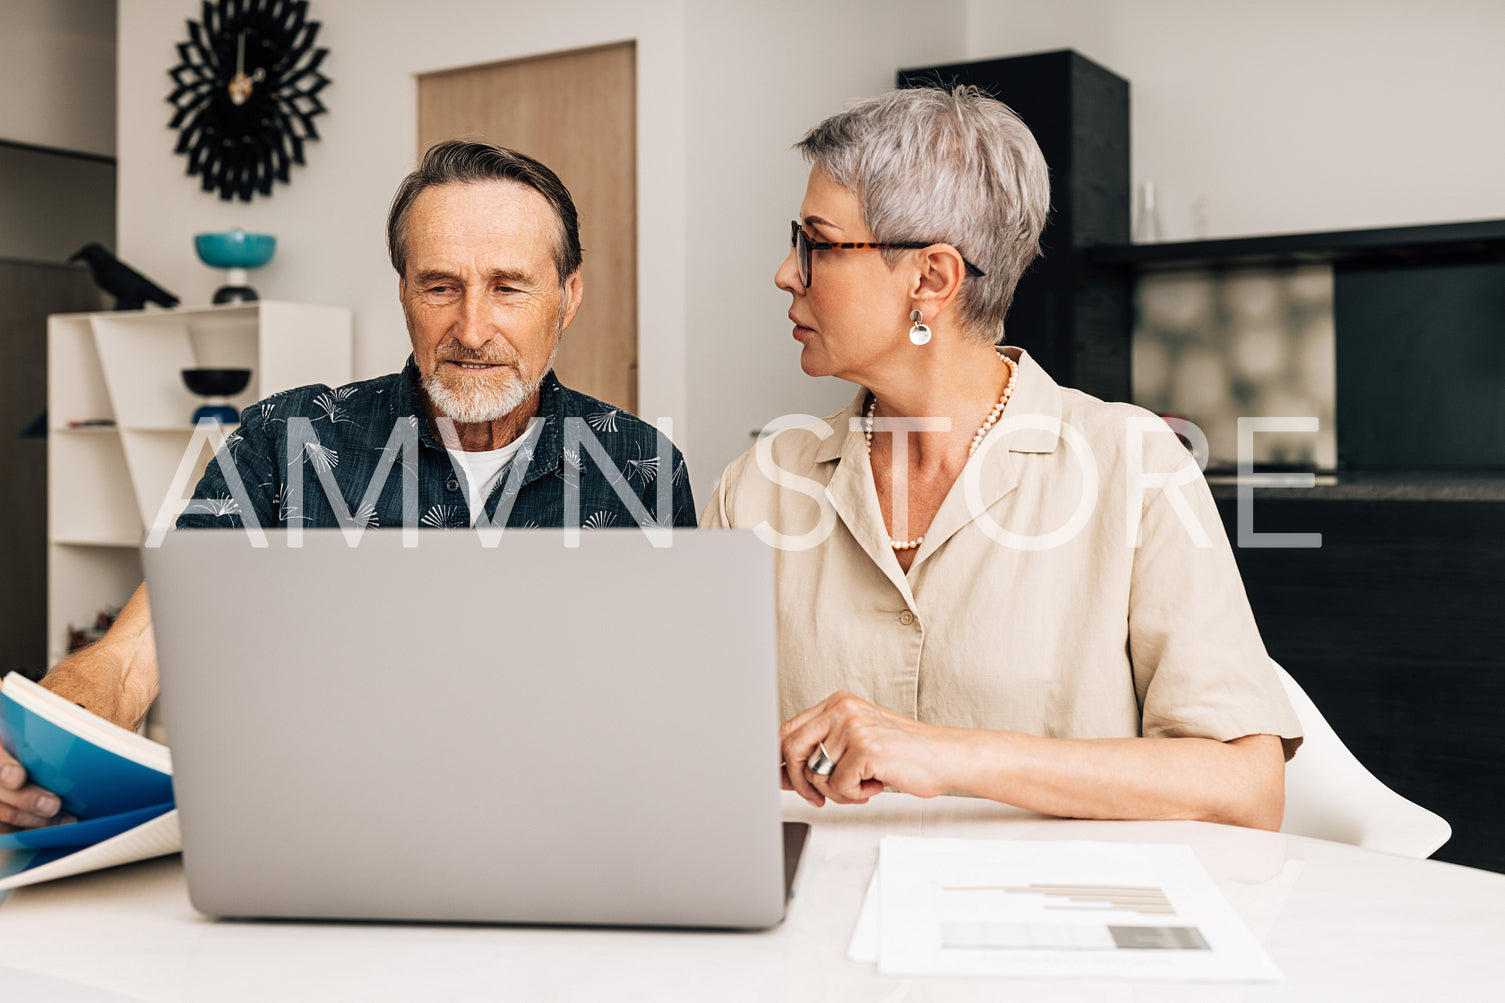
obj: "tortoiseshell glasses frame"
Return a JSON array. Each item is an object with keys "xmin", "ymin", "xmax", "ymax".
[{"xmin": 790, "ymin": 220, "xmax": 986, "ymax": 289}]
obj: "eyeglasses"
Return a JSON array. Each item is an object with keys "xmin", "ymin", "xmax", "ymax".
[{"xmin": 790, "ymin": 220, "xmax": 985, "ymax": 289}]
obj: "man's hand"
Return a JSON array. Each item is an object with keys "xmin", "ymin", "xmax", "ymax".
[
  {"xmin": 0, "ymin": 729, "xmax": 64, "ymax": 830},
  {"xmin": 779, "ymin": 690, "xmax": 963, "ymax": 807},
  {"xmin": 0, "ymin": 583, "xmax": 159, "ymax": 831}
]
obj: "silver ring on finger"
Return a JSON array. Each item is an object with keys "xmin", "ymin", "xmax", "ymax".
[{"xmin": 808, "ymin": 741, "xmax": 836, "ymax": 777}]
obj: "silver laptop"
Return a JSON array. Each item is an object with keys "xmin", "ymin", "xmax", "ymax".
[{"xmin": 143, "ymin": 528, "xmax": 805, "ymax": 929}]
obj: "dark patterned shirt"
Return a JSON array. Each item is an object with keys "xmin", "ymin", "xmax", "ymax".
[{"xmin": 176, "ymin": 359, "xmax": 695, "ymax": 532}]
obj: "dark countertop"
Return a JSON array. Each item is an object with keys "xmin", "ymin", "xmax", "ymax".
[{"xmin": 1205, "ymin": 470, "xmax": 1505, "ymax": 502}]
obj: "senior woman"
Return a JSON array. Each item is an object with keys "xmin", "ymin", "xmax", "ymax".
[{"xmin": 702, "ymin": 87, "xmax": 1301, "ymax": 830}]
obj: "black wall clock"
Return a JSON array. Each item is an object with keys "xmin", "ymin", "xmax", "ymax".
[{"xmin": 167, "ymin": 0, "xmax": 331, "ymax": 202}]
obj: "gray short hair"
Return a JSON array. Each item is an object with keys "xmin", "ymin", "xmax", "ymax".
[
  {"xmin": 795, "ymin": 86, "xmax": 1050, "ymax": 344},
  {"xmin": 387, "ymin": 140, "xmax": 583, "ymax": 286}
]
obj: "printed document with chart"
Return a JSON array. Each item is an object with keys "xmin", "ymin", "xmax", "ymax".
[{"xmin": 865, "ymin": 837, "xmax": 1281, "ymax": 981}]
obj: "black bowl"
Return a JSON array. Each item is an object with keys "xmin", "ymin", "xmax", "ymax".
[{"xmin": 182, "ymin": 367, "xmax": 252, "ymax": 397}]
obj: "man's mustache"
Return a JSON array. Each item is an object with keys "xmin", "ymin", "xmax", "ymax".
[{"xmin": 435, "ymin": 341, "xmax": 521, "ymax": 367}]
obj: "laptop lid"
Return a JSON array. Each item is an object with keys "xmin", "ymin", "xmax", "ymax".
[{"xmin": 143, "ymin": 528, "xmax": 790, "ymax": 929}]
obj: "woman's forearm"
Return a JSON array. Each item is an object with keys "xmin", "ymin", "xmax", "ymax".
[
  {"xmin": 951, "ymin": 729, "xmax": 1286, "ymax": 831},
  {"xmin": 782, "ymin": 692, "xmax": 1287, "ymax": 830}
]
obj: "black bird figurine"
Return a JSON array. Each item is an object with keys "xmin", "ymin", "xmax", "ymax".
[{"xmin": 68, "ymin": 243, "xmax": 180, "ymax": 311}]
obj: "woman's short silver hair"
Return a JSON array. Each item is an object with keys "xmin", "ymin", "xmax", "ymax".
[{"xmin": 796, "ymin": 86, "xmax": 1050, "ymax": 344}]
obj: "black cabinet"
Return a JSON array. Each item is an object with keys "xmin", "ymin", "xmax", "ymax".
[
  {"xmin": 1089, "ymin": 217, "xmax": 1505, "ymax": 472},
  {"xmin": 1214, "ymin": 486, "xmax": 1505, "ymax": 873}
]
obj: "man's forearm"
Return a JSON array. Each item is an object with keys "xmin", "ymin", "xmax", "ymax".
[{"xmin": 42, "ymin": 582, "xmax": 159, "ymax": 731}]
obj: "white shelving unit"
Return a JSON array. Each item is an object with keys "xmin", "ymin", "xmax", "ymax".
[{"xmin": 47, "ymin": 301, "xmax": 352, "ymax": 666}]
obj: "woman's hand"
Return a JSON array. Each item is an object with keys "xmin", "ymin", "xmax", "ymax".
[{"xmin": 780, "ymin": 691, "xmax": 964, "ymax": 806}]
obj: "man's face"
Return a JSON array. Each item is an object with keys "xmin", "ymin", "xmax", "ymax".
[{"xmin": 399, "ymin": 180, "xmax": 583, "ymax": 425}]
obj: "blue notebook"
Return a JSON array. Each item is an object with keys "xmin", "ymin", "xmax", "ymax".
[
  {"xmin": 0, "ymin": 802, "xmax": 175, "ymax": 851},
  {"xmin": 0, "ymin": 672, "xmax": 178, "ymax": 888}
]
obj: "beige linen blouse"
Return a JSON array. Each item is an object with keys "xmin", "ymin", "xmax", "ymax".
[{"xmin": 702, "ymin": 348, "xmax": 1302, "ymax": 758}]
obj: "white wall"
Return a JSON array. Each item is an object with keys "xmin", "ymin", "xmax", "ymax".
[
  {"xmin": 966, "ymin": 0, "xmax": 1505, "ymax": 241},
  {"xmin": 0, "ymin": 0, "xmax": 116, "ymax": 156},
  {"xmin": 117, "ymin": 0, "xmax": 688, "ymax": 418},
  {"xmin": 119, "ymin": 1, "xmax": 1502, "ymax": 502},
  {"xmin": 682, "ymin": 1, "xmax": 965, "ymax": 503},
  {"xmin": 116, "ymin": 0, "xmax": 966, "ymax": 507}
]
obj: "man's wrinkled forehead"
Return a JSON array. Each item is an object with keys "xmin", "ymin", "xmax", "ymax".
[{"xmin": 403, "ymin": 180, "xmax": 560, "ymax": 278}]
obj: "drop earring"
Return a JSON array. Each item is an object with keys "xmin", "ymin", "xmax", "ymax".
[{"xmin": 908, "ymin": 309, "xmax": 931, "ymax": 346}]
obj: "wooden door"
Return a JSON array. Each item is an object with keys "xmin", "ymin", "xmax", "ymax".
[{"xmin": 418, "ymin": 42, "xmax": 637, "ymax": 411}]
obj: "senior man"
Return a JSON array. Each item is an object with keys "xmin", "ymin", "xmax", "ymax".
[{"xmin": 1, "ymin": 141, "xmax": 694, "ymax": 830}]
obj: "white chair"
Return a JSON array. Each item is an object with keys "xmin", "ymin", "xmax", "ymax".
[{"xmin": 1274, "ymin": 660, "xmax": 1451, "ymax": 858}]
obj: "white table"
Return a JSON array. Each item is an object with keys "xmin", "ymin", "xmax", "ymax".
[{"xmin": 2, "ymin": 792, "xmax": 1503, "ymax": 1001}]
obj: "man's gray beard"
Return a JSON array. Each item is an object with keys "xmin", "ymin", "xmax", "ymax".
[
  {"xmin": 421, "ymin": 341, "xmax": 562, "ymax": 424},
  {"xmin": 423, "ymin": 365, "xmax": 541, "ymax": 425}
]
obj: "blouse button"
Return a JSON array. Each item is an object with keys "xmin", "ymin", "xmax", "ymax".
[
  {"xmin": 898, "ymin": 611, "xmax": 915, "ymax": 626},
  {"xmin": 446, "ymin": 478, "xmax": 460, "ymax": 492}
]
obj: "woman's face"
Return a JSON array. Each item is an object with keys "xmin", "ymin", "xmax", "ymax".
[{"xmin": 776, "ymin": 168, "xmax": 912, "ymax": 382}]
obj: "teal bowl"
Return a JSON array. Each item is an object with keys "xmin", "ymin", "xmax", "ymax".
[{"xmin": 194, "ymin": 230, "xmax": 276, "ymax": 269}]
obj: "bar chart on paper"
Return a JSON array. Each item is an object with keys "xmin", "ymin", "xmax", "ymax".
[
  {"xmin": 939, "ymin": 882, "xmax": 1209, "ymax": 951},
  {"xmin": 866, "ymin": 837, "xmax": 1281, "ymax": 981}
]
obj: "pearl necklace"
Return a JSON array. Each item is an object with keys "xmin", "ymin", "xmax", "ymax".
[{"xmin": 865, "ymin": 350, "xmax": 1019, "ymax": 551}]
